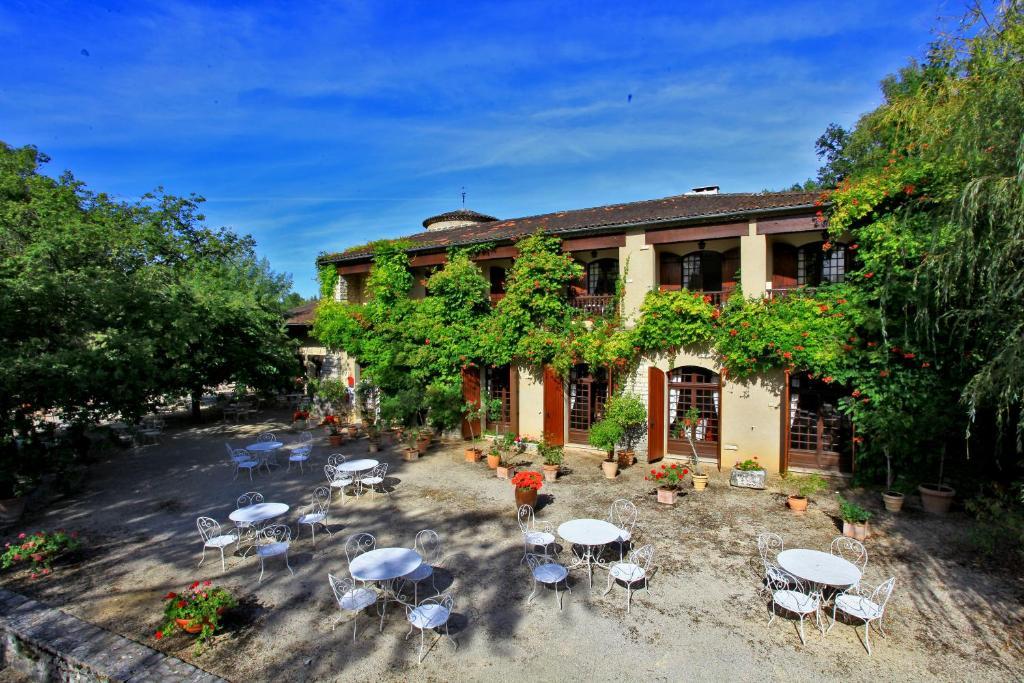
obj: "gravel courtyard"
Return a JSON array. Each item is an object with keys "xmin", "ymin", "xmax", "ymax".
[{"xmin": 2, "ymin": 412, "xmax": 1021, "ymax": 682}]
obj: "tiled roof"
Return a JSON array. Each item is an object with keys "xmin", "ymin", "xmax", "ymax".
[
  {"xmin": 285, "ymin": 302, "xmax": 317, "ymax": 326},
  {"xmin": 422, "ymin": 208, "xmax": 498, "ymax": 228},
  {"xmin": 319, "ymin": 190, "xmax": 820, "ymax": 265}
]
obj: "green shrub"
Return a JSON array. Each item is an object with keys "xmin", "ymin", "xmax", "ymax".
[
  {"xmin": 588, "ymin": 418, "xmax": 623, "ymax": 458},
  {"xmin": 838, "ymin": 496, "xmax": 873, "ymax": 523}
]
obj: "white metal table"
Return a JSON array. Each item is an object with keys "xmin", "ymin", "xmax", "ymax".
[
  {"xmin": 229, "ymin": 502, "xmax": 290, "ymax": 556},
  {"xmin": 338, "ymin": 458, "xmax": 379, "ymax": 496},
  {"xmin": 246, "ymin": 441, "xmax": 284, "ymax": 472},
  {"xmin": 558, "ymin": 519, "xmax": 621, "ymax": 588},
  {"xmin": 777, "ymin": 549, "xmax": 861, "ymax": 589},
  {"xmin": 350, "ymin": 547, "xmax": 423, "ymax": 627}
]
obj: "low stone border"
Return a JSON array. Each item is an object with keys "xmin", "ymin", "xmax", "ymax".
[{"xmin": 0, "ymin": 588, "xmax": 225, "ymax": 682}]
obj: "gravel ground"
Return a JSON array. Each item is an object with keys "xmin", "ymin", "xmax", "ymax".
[{"xmin": 2, "ymin": 410, "xmax": 1022, "ymax": 682}]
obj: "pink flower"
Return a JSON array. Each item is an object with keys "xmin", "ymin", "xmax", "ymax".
[{"xmin": 17, "ymin": 533, "xmax": 25, "ymax": 539}]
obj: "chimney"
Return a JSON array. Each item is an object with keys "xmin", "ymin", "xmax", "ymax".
[{"xmin": 688, "ymin": 185, "xmax": 720, "ymax": 195}]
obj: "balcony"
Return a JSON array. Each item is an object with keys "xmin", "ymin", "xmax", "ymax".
[
  {"xmin": 766, "ymin": 286, "xmax": 816, "ymax": 301},
  {"xmin": 657, "ymin": 285, "xmax": 732, "ymax": 307},
  {"xmin": 569, "ymin": 293, "xmax": 617, "ymax": 316},
  {"xmin": 489, "ymin": 292, "xmax": 505, "ymax": 306}
]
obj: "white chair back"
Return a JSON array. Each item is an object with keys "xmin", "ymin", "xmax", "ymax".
[
  {"xmin": 412, "ymin": 529, "xmax": 442, "ymax": 565},
  {"xmin": 757, "ymin": 532, "xmax": 785, "ymax": 563},
  {"xmin": 830, "ymin": 536, "xmax": 868, "ymax": 571},
  {"xmin": 327, "ymin": 454, "xmax": 347, "ymax": 468},
  {"xmin": 196, "ymin": 516, "xmax": 221, "ymax": 542},
  {"xmin": 237, "ymin": 491, "xmax": 264, "ymax": 508},
  {"xmin": 517, "ymin": 504, "xmax": 536, "ymax": 533},
  {"xmin": 328, "ymin": 573, "xmax": 356, "ymax": 607},
  {"xmin": 257, "ymin": 432, "xmax": 277, "ymax": 442},
  {"xmin": 609, "ymin": 499, "xmax": 638, "ymax": 532},
  {"xmin": 344, "ymin": 532, "xmax": 376, "ymax": 565}
]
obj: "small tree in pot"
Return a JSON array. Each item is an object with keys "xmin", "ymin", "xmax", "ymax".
[
  {"xmin": 678, "ymin": 406, "xmax": 709, "ymax": 490},
  {"xmin": 838, "ymin": 496, "xmax": 873, "ymax": 541},
  {"xmin": 538, "ymin": 442, "xmax": 563, "ymax": 482},
  {"xmin": 785, "ymin": 474, "xmax": 828, "ymax": 514},
  {"xmin": 604, "ymin": 394, "xmax": 646, "ymax": 467},
  {"xmin": 589, "ymin": 418, "xmax": 624, "ymax": 479}
]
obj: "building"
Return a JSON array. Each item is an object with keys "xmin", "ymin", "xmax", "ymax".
[{"xmin": 318, "ymin": 189, "xmax": 854, "ymax": 476}]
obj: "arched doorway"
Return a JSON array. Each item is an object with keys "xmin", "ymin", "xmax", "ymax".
[
  {"xmin": 667, "ymin": 366, "xmax": 720, "ymax": 463},
  {"xmin": 785, "ymin": 373, "xmax": 853, "ymax": 473},
  {"xmin": 568, "ymin": 364, "xmax": 610, "ymax": 444}
]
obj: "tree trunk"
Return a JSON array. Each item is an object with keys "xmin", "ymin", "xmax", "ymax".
[{"xmin": 191, "ymin": 388, "xmax": 202, "ymax": 422}]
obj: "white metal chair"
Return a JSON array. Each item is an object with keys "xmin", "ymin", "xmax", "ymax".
[
  {"xmin": 196, "ymin": 517, "xmax": 239, "ymax": 572},
  {"xmin": 288, "ymin": 439, "xmax": 313, "ymax": 472},
  {"xmin": 359, "ymin": 462, "xmax": 389, "ymax": 496},
  {"xmin": 830, "ymin": 536, "xmax": 868, "ymax": 575},
  {"xmin": 255, "ymin": 524, "xmax": 293, "ymax": 582},
  {"xmin": 327, "ymin": 453, "xmax": 347, "ymax": 468},
  {"xmin": 603, "ymin": 544, "xmax": 654, "ymax": 614},
  {"xmin": 402, "ymin": 530, "xmax": 442, "ymax": 604},
  {"xmin": 296, "ymin": 486, "xmax": 333, "ymax": 547},
  {"xmin": 344, "ymin": 532, "xmax": 376, "ymax": 582},
  {"xmin": 138, "ymin": 417, "xmax": 163, "ymax": 444},
  {"xmin": 828, "ymin": 577, "xmax": 896, "ymax": 654},
  {"xmin": 405, "ymin": 593, "xmax": 457, "ymax": 664},
  {"xmin": 767, "ymin": 561, "xmax": 823, "ymax": 645},
  {"xmin": 325, "ymin": 464, "xmax": 355, "ymax": 502},
  {"xmin": 257, "ymin": 431, "xmax": 277, "ymax": 442},
  {"xmin": 328, "ymin": 573, "xmax": 378, "ymax": 642},
  {"xmin": 517, "ymin": 504, "xmax": 555, "ymax": 564},
  {"xmin": 756, "ymin": 532, "xmax": 788, "ymax": 597},
  {"xmin": 237, "ymin": 491, "xmax": 264, "ymax": 507},
  {"xmin": 525, "ymin": 553, "xmax": 571, "ymax": 610},
  {"xmin": 608, "ymin": 499, "xmax": 638, "ymax": 560},
  {"xmin": 230, "ymin": 449, "xmax": 258, "ymax": 480}
]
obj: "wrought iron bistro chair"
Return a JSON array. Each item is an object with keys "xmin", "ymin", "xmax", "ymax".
[
  {"xmin": 344, "ymin": 532, "xmax": 377, "ymax": 585},
  {"xmin": 327, "ymin": 573, "xmax": 378, "ymax": 642},
  {"xmin": 234, "ymin": 491, "xmax": 264, "ymax": 548},
  {"xmin": 359, "ymin": 463, "xmax": 389, "ymax": 497},
  {"xmin": 288, "ymin": 435, "xmax": 313, "ymax": 472},
  {"xmin": 296, "ymin": 486, "xmax": 333, "ymax": 547},
  {"xmin": 828, "ymin": 577, "xmax": 896, "ymax": 654},
  {"xmin": 325, "ymin": 464, "xmax": 355, "ymax": 502},
  {"xmin": 603, "ymin": 544, "xmax": 655, "ymax": 614},
  {"xmin": 401, "ymin": 530, "xmax": 442, "ymax": 605},
  {"xmin": 230, "ymin": 449, "xmax": 259, "ymax": 481},
  {"xmin": 196, "ymin": 517, "xmax": 239, "ymax": 573},
  {"xmin": 525, "ymin": 553, "xmax": 571, "ymax": 611},
  {"xmin": 255, "ymin": 524, "xmax": 293, "ymax": 582},
  {"xmin": 327, "ymin": 453, "xmax": 347, "ymax": 468},
  {"xmin": 766, "ymin": 561, "xmax": 823, "ymax": 645},
  {"xmin": 830, "ymin": 537, "xmax": 868, "ymax": 576},
  {"xmin": 517, "ymin": 504, "xmax": 556, "ymax": 564},
  {"xmin": 608, "ymin": 498, "xmax": 638, "ymax": 561},
  {"xmin": 756, "ymin": 532, "xmax": 790, "ymax": 597},
  {"xmin": 405, "ymin": 592, "xmax": 457, "ymax": 664}
]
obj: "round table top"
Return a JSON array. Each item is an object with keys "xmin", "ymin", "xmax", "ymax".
[
  {"xmin": 777, "ymin": 549, "xmax": 861, "ymax": 587},
  {"xmin": 338, "ymin": 458, "xmax": 379, "ymax": 472},
  {"xmin": 558, "ymin": 519, "xmax": 621, "ymax": 546},
  {"xmin": 246, "ymin": 441, "xmax": 283, "ymax": 451},
  {"xmin": 349, "ymin": 547, "xmax": 422, "ymax": 582},
  {"xmin": 229, "ymin": 502, "xmax": 289, "ymax": 524}
]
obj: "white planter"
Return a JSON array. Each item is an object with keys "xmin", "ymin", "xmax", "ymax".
[{"xmin": 730, "ymin": 468, "xmax": 766, "ymax": 489}]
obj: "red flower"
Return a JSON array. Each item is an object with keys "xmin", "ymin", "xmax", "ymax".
[
  {"xmin": 801, "ymin": 331, "xmax": 810, "ymax": 338},
  {"xmin": 782, "ymin": 352, "xmax": 792, "ymax": 359},
  {"xmin": 740, "ymin": 321, "xmax": 750, "ymax": 328},
  {"xmin": 177, "ymin": 600, "xmax": 187, "ymax": 608},
  {"xmin": 703, "ymin": 295, "xmax": 712, "ymax": 304},
  {"xmin": 879, "ymin": 370, "xmax": 889, "ymax": 378},
  {"xmin": 818, "ymin": 305, "xmax": 829, "ymax": 313},
  {"xmin": 729, "ymin": 329, "xmax": 738, "ymax": 336},
  {"xmin": 711, "ymin": 309, "xmax": 721, "ymax": 319},
  {"xmin": 851, "ymin": 389, "xmax": 861, "ymax": 397},
  {"xmin": 903, "ymin": 352, "xmax": 915, "ymax": 359},
  {"xmin": 17, "ymin": 533, "xmax": 25, "ymax": 539},
  {"xmin": 853, "ymin": 436, "xmax": 864, "ymax": 444},
  {"xmin": 864, "ymin": 272, "xmax": 874, "ymax": 279},
  {"xmin": 822, "ymin": 242, "xmax": 832, "ymax": 251},
  {"xmin": 425, "ymin": 339, "xmax": 430, "ymax": 345},
  {"xmin": 203, "ymin": 580, "xmax": 212, "ymax": 586},
  {"xmin": 922, "ymin": 361, "xmax": 931, "ymax": 368},
  {"xmin": 164, "ymin": 592, "xmax": 177, "ymax": 600},
  {"xmin": 903, "ymin": 184, "xmax": 915, "ymax": 195},
  {"xmin": 794, "ymin": 345, "xmax": 805, "ymax": 351},
  {"xmin": 850, "ymin": 244, "xmax": 859, "ymax": 250},
  {"xmin": 823, "ymin": 376, "xmax": 834, "ymax": 383},
  {"xmin": 155, "ymin": 631, "xmax": 163, "ymax": 640},
  {"xmin": 682, "ymin": 469, "xmax": 689, "ymax": 475},
  {"xmin": 867, "ymin": 341, "xmax": 877, "ymax": 347},
  {"xmin": 190, "ymin": 581, "xmax": 200, "ymax": 589}
]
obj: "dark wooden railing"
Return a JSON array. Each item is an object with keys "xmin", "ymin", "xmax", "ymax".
[
  {"xmin": 767, "ymin": 286, "xmax": 816, "ymax": 300},
  {"xmin": 568, "ymin": 293, "xmax": 617, "ymax": 316},
  {"xmin": 656, "ymin": 286, "xmax": 732, "ymax": 306},
  {"xmin": 489, "ymin": 292, "xmax": 505, "ymax": 306}
]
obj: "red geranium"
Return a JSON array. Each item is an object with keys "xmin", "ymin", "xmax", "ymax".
[
  {"xmin": 511, "ymin": 471, "xmax": 543, "ymax": 492},
  {"xmin": 646, "ymin": 462, "xmax": 689, "ymax": 489}
]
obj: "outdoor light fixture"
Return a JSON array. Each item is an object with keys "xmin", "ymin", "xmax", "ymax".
[
  {"xmin": 590, "ymin": 250, "xmax": 597, "ymax": 258},
  {"xmin": 698, "ymin": 240, "xmax": 706, "ymax": 250}
]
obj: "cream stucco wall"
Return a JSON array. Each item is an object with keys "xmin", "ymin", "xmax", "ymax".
[
  {"xmin": 516, "ymin": 365, "xmax": 546, "ymax": 442},
  {"xmin": 740, "ymin": 220, "xmax": 767, "ymax": 298},
  {"xmin": 619, "ymin": 228, "xmax": 654, "ymax": 325}
]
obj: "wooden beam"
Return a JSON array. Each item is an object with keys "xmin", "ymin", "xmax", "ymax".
[
  {"xmin": 756, "ymin": 215, "xmax": 819, "ymax": 235},
  {"xmin": 409, "ymin": 252, "xmax": 448, "ymax": 267},
  {"xmin": 561, "ymin": 234, "xmax": 626, "ymax": 252},
  {"xmin": 645, "ymin": 222, "xmax": 747, "ymax": 245},
  {"xmin": 472, "ymin": 245, "xmax": 520, "ymax": 261},
  {"xmin": 337, "ymin": 263, "xmax": 371, "ymax": 275}
]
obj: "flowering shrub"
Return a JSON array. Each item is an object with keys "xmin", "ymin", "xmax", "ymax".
[
  {"xmin": 646, "ymin": 462, "xmax": 689, "ymax": 489},
  {"xmin": 319, "ymin": 413, "xmax": 341, "ymax": 435},
  {"xmin": 734, "ymin": 458, "xmax": 764, "ymax": 471},
  {"xmin": 1, "ymin": 530, "xmax": 80, "ymax": 578},
  {"xmin": 292, "ymin": 410, "xmax": 309, "ymax": 422},
  {"xmin": 157, "ymin": 581, "xmax": 236, "ymax": 648},
  {"xmin": 511, "ymin": 470, "xmax": 543, "ymax": 492}
]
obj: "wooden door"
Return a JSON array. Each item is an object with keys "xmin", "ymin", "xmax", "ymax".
[
  {"xmin": 659, "ymin": 252, "xmax": 682, "ymax": 289},
  {"xmin": 722, "ymin": 247, "xmax": 741, "ymax": 291},
  {"xmin": 647, "ymin": 367, "xmax": 665, "ymax": 462},
  {"xmin": 542, "ymin": 366, "xmax": 564, "ymax": 446},
  {"xmin": 461, "ymin": 366, "xmax": 480, "ymax": 439},
  {"xmin": 786, "ymin": 373, "xmax": 853, "ymax": 473},
  {"xmin": 772, "ymin": 243, "xmax": 798, "ymax": 289}
]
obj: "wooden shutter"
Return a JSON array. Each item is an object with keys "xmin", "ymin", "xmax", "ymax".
[
  {"xmin": 659, "ymin": 252, "xmax": 682, "ymax": 289},
  {"xmin": 722, "ymin": 247, "xmax": 741, "ymax": 290},
  {"xmin": 772, "ymin": 243, "xmax": 798, "ymax": 289},
  {"xmin": 542, "ymin": 366, "xmax": 565, "ymax": 446},
  {"xmin": 647, "ymin": 366, "xmax": 665, "ymax": 462},
  {"xmin": 461, "ymin": 366, "xmax": 481, "ymax": 439},
  {"xmin": 510, "ymin": 366, "xmax": 520, "ymax": 435}
]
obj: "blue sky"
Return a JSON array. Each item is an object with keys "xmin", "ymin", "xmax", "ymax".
[{"xmin": 1, "ymin": 1, "xmax": 948, "ymax": 296}]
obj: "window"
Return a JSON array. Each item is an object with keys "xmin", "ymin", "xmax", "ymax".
[
  {"xmin": 568, "ymin": 364, "xmax": 610, "ymax": 443},
  {"xmin": 665, "ymin": 251, "xmax": 723, "ymax": 291},
  {"xmin": 489, "ymin": 267, "xmax": 506, "ymax": 295},
  {"xmin": 798, "ymin": 242, "xmax": 849, "ymax": 286},
  {"xmin": 586, "ymin": 259, "xmax": 619, "ymax": 295},
  {"xmin": 667, "ymin": 367, "xmax": 719, "ymax": 458}
]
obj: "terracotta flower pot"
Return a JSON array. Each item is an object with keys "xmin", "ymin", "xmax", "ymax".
[
  {"xmin": 402, "ymin": 448, "xmax": 418, "ymax": 462},
  {"xmin": 617, "ymin": 450, "xmax": 636, "ymax": 467},
  {"xmin": 416, "ymin": 438, "xmax": 429, "ymax": 455},
  {"xmin": 842, "ymin": 520, "xmax": 870, "ymax": 541},
  {"xmin": 464, "ymin": 447, "xmax": 482, "ymax": 463},
  {"xmin": 882, "ymin": 491, "xmax": 904, "ymax": 512},
  {"xmin": 175, "ymin": 618, "xmax": 205, "ymax": 634},
  {"xmin": 368, "ymin": 441, "xmax": 379, "ymax": 453},
  {"xmin": 0, "ymin": 496, "xmax": 26, "ymax": 526},
  {"xmin": 542, "ymin": 464, "xmax": 558, "ymax": 482},
  {"xmin": 347, "ymin": 426, "xmax": 359, "ymax": 438},
  {"xmin": 656, "ymin": 487, "xmax": 678, "ymax": 505},
  {"xmin": 496, "ymin": 465, "xmax": 513, "ymax": 480},
  {"xmin": 486, "ymin": 454, "xmax": 501, "ymax": 469},
  {"xmin": 328, "ymin": 434, "xmax": 344, "ymax": 447},
  {"xmin": 601, "ymin": 460, "xmax": 619, "ymax": 479},
  {"xmin": 787, "ymin": 495, "xmax": 809, "ymax": 514},
  {"xmin": 514, "ymin": 487, "xmax": 538, "ymax": 509},
  {"xmin": 919, "ymin": 483, "xmax": 955, "ymax": 514},
  {"xmin": 691, "ymin": 474, "xmax": 708, "ymax": 492}
]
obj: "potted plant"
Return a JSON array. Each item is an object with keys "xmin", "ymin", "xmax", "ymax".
[
  {"xmin": 416, "ymin": 428, "xmax": 431, "ymax": 455},
  {"xmin": 486, "ymin": 443, "xmax": 501, "ymax": 470},
  {"xmin": 462, "ymin": 400, "xmax": 485, "ymax": 462},
  {"xmin": 588, "ymin": 418, "xmax": 623, "ymax": 479},
  {"xmin": 730, "ymin": 457, "xmax": 766, "ymax": 489},
  {"xmin": 320, "ymin": 414, "xmax": 344, "ymax": 446},
  {"xmin": 495, "ymin": 433, "xmax": 521, "ymax": 479},
  {"xmin": 678, "ymin": 406, "xmax": 709, "ymax": 491},
  {"xmin": 538, "ymin": 442, "xmax": 563, "ymax": 483},
  {"xmin": 919, "ymin": 445, "xmax": 955, "ymax": 514},
  {"xmin": 646, "ymin": 462, "xmax": 689, "ymax": 504},
  {"xmin": 366, "ymin": 424, "xmax": 381, "ymax": 453},
  {"xmin": 785, "ymin": 474, "xmax": 828, "ymax": 514},
  {"xmin": 511, "ymin": 470, "xmax": 543, "ymax": 509},
  {"xmin": 156, "ymin": 581, "xmax": 236, "ymax": 652},
  {"xmin": 838, "ymin": 497, "xmax": 872, "ymax": 540},
  {"xmin": 604, "ymin": 394, "xmax": 646, "ymax": 468},
  {"xmin": 402, "ymin": 432, "xmax": 419, "ymax": 461},
  {"xmin": 1, "ymin": 529, "xmax": 80, "ymax": 579},
  {"xmin": 291, "ymin": 409, "xmax": 309, "ymax": 430}
]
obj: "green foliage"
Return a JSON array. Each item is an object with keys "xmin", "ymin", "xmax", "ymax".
[
  {"xmin": 315, "ymin": 379, "xmax": 350, "ymax": 413},
  {"xmin": 628, "ymin": 289, "xmax": 714, "ymax": 354},
  {"xmin": 537, "ymin": 441, "xmax": 564, "ymax": 466},
  {"xmin": 786, "ymin": 473, "xmax": 829, "ymax": 499},
  {"xmin": 317, "ymin": 264, "xmax": 339, "ymax": 300},
  {"xmin": 837, "ymin": 497, "xmax": 873, "ymax": 524},
  {"xmin": 965, "ymin": 485, "xmax": 1024, "ymax": 562},
  {"xmin": 734, "ymin": 458, "xmax": 764, "ymax": 472},
  {"xmin": 1, "ymin": 529, "xmax": 80, "ymax": 575},
  {"xmin": 158, "ymin": 581, "xmax": 236, "ymax": 651},
  {"xmin": 604, "ymin": 394, "xmax": 647, "ymax": 450},
  {"xmin": 588, "ymin": 418, "xmax": 623, "ymax": 457}
]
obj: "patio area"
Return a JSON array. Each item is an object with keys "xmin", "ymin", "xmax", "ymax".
[{"xmin": 1, "ymin": 411, "xmax": 1021, "ymax": 682}]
